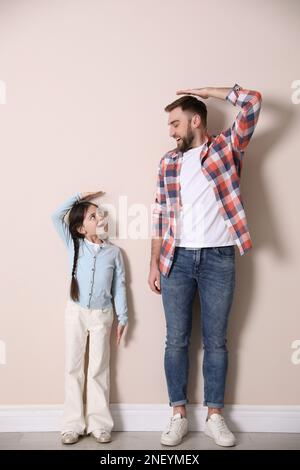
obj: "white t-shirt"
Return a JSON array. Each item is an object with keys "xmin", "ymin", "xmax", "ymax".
[
  {"xmin": 176, "ymin": 145, "xmax": 234, "ymax": 248},
  {"xmin": 85, "ymin": 238, "xmax": 102, "ymax": 253}
]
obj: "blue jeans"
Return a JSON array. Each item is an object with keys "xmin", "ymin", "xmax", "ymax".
[{"xmin": 160, "ymin": 246, "xmax": 236, "ymax": 409}]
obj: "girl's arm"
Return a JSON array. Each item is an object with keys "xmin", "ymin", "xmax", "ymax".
[
  {"xmin": 51, "ymin": 193, "xmax": 82, "ymax": 247},
  {"xmin": 51, "ymin": 191, "xmax": 104, "ymax": 247},
  {"xmin": 112, "ymin": 249, "xmax": 128, "ymax": 327}
]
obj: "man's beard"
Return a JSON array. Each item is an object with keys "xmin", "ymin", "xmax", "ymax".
[{"xmin": 177, "ymin": 124, "xmax": 195, "ymax": 153}]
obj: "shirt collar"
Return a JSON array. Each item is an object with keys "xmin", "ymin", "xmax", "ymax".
[
  {"xmin": 169, "ymin": 133, "xmax": 211, "ymax": 160},
  {"xmin": 84, "ymin": 238, "xmax": 108, "ymax": 247}
]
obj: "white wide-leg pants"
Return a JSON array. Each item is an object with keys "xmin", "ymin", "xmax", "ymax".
[{"xmin": 61, "ymin": 300, "xmax": 114, "ymax": 434}]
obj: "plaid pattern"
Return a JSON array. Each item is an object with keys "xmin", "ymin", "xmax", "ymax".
[{"xmin": 152, "ymin": 84, "xmax": 262, "ymax": 277}]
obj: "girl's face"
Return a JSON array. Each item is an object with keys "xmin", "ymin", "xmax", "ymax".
[{"xmin": 79, "ymin": 205, "xmax": 107, "ymax": 238}]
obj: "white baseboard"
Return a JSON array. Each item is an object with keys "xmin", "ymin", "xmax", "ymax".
[{"xmin": 0, "ymin": 404, "xmax": 299, "ymax": 433}]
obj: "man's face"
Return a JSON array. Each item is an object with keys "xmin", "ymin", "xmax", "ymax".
[{"xmin": 168, "ymin": 107, "xmax": 195, "ymax": 152}]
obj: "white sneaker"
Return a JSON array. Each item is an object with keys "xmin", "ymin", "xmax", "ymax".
[
  {"xmin": 61, "ymin": 431, "xmax": 79, "ymax": 445},
  {"xmin": 161, "ymin": 413, "xmax": 188, "ymax": 446},
  {"xmin": 204, "ymin": 413, "xmax": 236, "ymax": 447},
  {"xmin": 91, "ymin": 429, "xmax": 112, "ymax": 443}
]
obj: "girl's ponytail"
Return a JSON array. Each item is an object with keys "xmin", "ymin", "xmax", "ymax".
[{"xmin": 70, "ymin": 236, "xmax": 80, "ymax": 301}]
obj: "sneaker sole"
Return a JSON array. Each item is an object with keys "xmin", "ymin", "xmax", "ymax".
[
  {"xmin": 160, "ymin": 431, "xmax": 188, "ymax": 447},
  {"xmin": 204, "ymin": 427, "xmax": 236, "ymax": 447}
]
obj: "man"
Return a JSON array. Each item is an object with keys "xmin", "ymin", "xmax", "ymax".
[{"xmin": 148, "ymin": 84, "xmax": 262, "ymax": 447}]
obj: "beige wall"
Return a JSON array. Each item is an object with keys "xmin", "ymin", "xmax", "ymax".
[{"xmin": 0, "ymin": 0, "xmax": 299, "ymax": 406}]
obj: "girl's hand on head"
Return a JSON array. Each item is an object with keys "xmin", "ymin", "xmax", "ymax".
[
  {"xmin": 116, "ymin": 323, "xmax": 126, "ymax": 346},
  {"xmin": 80, "ymin": 191, "xmax": 105, "ymax": 201}
]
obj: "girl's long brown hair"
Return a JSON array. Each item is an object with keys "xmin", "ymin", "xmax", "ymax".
[{"xmin": 68, "ymin": 201, "xmax": 98, "ymax": 301}]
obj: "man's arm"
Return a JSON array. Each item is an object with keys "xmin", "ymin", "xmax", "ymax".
[
  {"xmin": 224, "ymin": 84, "xmax": 262, "ymax": 152},
  {"xmin": 148, "ymin": 158, "xmax": 168, "ymax": 294},
  {"xmin": 177, "ymin": 84, "xmax": 262, "ymax": 152},
  {"xmin": 148, "ymin": 238, "xmax": 163, "ymax": 294},
  {"xmin": 176, "ymin": 86, "xmax": 231, "ymax": 101}
]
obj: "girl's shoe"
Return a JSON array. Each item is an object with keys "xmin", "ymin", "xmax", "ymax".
[
  {"xmin": 61, "ymin": 431, "xmax": 79, "ymax": 445},
  {"xmin": 91, "ymin": 429, "xmax": 112, "ymax": 443}
]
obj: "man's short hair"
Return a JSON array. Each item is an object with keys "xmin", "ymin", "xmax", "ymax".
[{"xmin": 164, "ymin": 96, "xmax": 207, "ymax": 128}]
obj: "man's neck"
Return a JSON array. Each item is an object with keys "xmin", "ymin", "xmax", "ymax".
[
  {"xmin": 185, "ymin": 136, "xmax": 207, "ymax": 153},
  {"xmin": 192, "ymin": 130, "xmax": 207, "ymax": 148}
]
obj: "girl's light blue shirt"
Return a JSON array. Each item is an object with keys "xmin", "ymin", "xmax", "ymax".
[{"xmin": 52, "ymin": 193, "xmax": 128, "ymax": 326}]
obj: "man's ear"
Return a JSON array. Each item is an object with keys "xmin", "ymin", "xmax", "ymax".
[{"xmin": 192, "ymin": 114, "xmax": 202, "ymax": 129}]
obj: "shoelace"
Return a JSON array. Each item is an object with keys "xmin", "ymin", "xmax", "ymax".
[
  {"xmin": 165, "ymin": 418, "xmax": 173, "ymax": 434},
  {"xmin": 214, "ymin": 416, "xmax": 229, "ymax": 433},
  {"xmin": 165, "ymin": 417, "xmax": 182, "ymax": 435}
]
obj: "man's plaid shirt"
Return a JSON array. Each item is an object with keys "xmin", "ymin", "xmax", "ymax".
[{"xmin": 152, "ymin": 84, "xmax": 262, "ymax": 277}]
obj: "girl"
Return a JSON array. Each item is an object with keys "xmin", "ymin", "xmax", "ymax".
[{"xmin": 51, "ymin": 191, "xmax": 128, "ymax": 445}]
